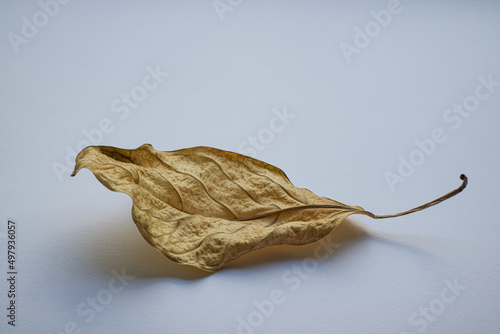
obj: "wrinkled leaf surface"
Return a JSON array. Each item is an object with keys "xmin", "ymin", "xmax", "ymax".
[{"xmin": 71, "ymin": 144, "xmax": 374, "ymax": 271}]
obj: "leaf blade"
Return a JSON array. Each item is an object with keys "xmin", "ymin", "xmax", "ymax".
[{"xmin": 72, "ymin": 144, "xmax": 366, "ymax": 271}]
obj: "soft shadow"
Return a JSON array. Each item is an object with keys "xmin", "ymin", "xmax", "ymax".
[
  {"xmin": 366, "ymin": 231, "xmax": 463, "ymax": 269},
  {"xmin": 85, "ymin": 210, "xmax": 458, "ymax": 281},
  {"xmin": 80, "ymin": 205, "xmax": 460, "ymax": 280},
  {"xmin": 82, "ymin": 213, "xmax": 373, "ymax": 280},
  {"xmin": 82, "ymin": 211, "xmax": 452, "ymax": 280},
  {"xmin": 82, "ymin": 213, "xmax": 212, "ymax": 280}
]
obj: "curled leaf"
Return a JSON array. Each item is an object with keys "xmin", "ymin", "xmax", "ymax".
[{"xmin": 72, "ymin": 144, "xmax": 467, "ymax": 271}]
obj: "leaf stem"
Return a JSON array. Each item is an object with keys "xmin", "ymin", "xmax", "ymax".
[{"xmin": 363, "ymin": 174, "xmax": 468, "ymax": 219}]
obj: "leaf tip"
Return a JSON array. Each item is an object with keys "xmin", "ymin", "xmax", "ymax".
[
  {"xmin": 71, "ymin": 162, "xmax": 84, "ymax": 178},
  {"xmin": 70, "ymin": 145, "xmax": 97, "ymax": 178}
]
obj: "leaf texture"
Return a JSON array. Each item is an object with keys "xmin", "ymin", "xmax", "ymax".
[{"xmin": 71, "ymin": 144, "xmax": 467, "ymax": 271}]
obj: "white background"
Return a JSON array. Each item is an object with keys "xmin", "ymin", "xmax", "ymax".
[{"xmin": 1, "ymin": 1, "xmax": 500, "ymax": 333}]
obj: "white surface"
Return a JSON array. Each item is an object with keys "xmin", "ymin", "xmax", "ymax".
[{"xmin": 1, "ymin": 1, "xmax": 500, "ymax": 333}]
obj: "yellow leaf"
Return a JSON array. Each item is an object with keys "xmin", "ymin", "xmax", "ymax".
[{"xmin": 72, "ymin": 144, "xmax": 467, "ymax": 271}]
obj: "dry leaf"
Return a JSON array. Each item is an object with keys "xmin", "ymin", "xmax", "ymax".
[{"xmin": 71, "ymin": 144, "xmax": 467, "ymax": 271}]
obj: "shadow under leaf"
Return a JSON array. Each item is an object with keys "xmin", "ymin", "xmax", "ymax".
[{"xmin": 82, "ymin": 210, "xmax": 376, "ymax": 280}]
